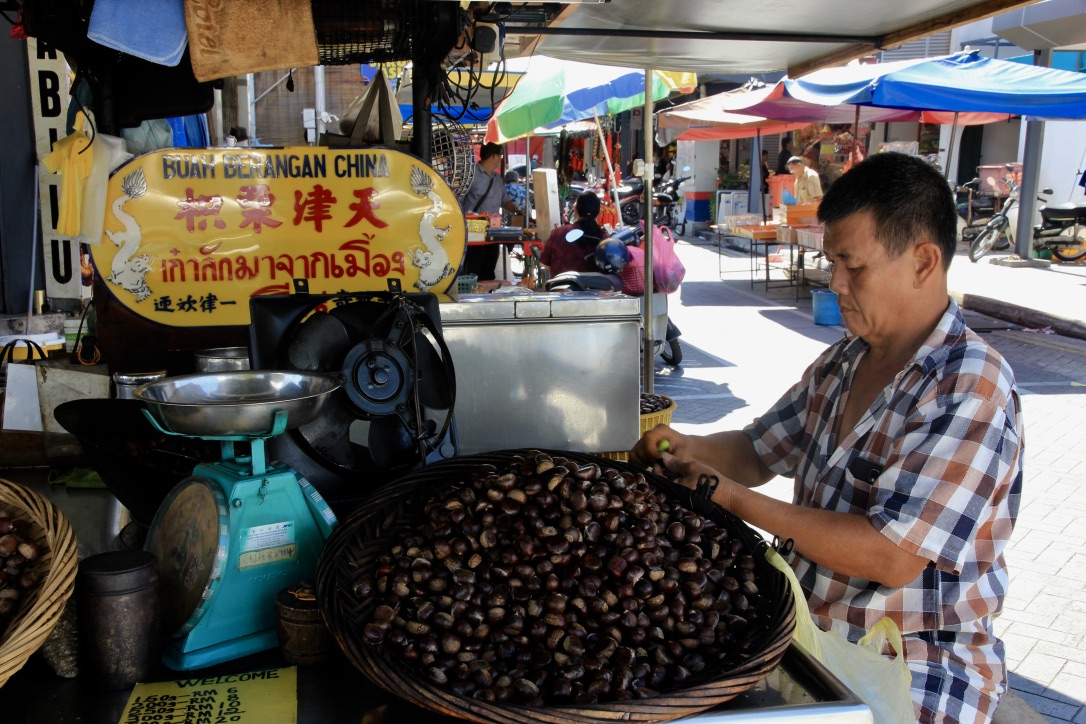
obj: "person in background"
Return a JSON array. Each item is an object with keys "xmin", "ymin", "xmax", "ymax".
[
  {"xmin": 504, "ymin": 170, "xmax": 527, "ymax": 213},
  {"xmin": 632, "ymin": 152, "xmax": 1021, "ymax": 723},
  {"xmin": 776, "ymin": 137, "xmax": 793, "ymax": 175},
  {"xmin": 460, "ymin": 142, "xmax": 519, "ymax": 280},
  {"xmin": 787, "ymin": 156, "xmax": 824, "ymax": 204},
  {"xmin": 760, "ymin": 150, "xmax": 772, "ymax": 194},
  {"xmin": 540, "ymin": 191, "xmax": 609, "ymax": 277}
]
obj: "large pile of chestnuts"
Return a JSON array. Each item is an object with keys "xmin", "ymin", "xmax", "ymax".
[
  {"xmin": 357, "ymin": 451, "xmax": 766, "ymax": 707},
  {"xmin": 0, "ymin": 512, "xmax": 43, "ymax": 637}
]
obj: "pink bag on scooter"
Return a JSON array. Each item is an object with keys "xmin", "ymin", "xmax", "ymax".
[{"xmin": 622, "ymin": 222, "xmax": 685, "ymax": 294}]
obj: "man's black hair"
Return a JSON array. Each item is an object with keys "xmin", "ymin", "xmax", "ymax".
[
  {"xmin": 480, "ymin": 143, "xmax": 503, "ymax": 161},
  {"xmin": 817, "ymin": 152, "xmax": 958, "ymax": 271}
]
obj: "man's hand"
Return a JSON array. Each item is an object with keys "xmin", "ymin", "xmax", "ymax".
[
  {"xmin": 630, "ymin": 424, "xmax": 689, "ymax": 468},
  {"xmin": 652, "ymin": 452, "xmax": 744, "ymax": 511}
]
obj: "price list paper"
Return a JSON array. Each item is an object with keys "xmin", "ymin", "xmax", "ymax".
[{"xmin": 119, "ymin": 666, "xmax": 297, "ymax": 724}]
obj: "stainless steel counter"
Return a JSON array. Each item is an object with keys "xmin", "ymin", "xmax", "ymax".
[{"xmin": 441, "ymin": 291, "xmax": 642, "ymax": 455}]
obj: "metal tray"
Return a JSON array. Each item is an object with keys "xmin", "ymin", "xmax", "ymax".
[{"xmin": 135, "ymin": 371, "xmax": 341, "ymax": 438}]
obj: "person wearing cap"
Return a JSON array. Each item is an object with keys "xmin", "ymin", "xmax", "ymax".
[{"xmin": 787, "ymin": 155, "xmax": 823, "ymax": 204}]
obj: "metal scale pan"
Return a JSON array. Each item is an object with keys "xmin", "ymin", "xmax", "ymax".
[{"xmin": 136, "ymin": 371, "xmax": 342, "ymax": 670}]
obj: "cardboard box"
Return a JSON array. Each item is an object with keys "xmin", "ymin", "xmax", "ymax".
[
  {"xmin": 737, "ymin": 225, "xmax": 780, "ymax": 241},
  {"xmin": 781, "ymin": 202, "xmax": 820, "ymax": 225},
  {"xmin": 977, "ymin": 164, "xmax": 1022, "ymax": 197}
]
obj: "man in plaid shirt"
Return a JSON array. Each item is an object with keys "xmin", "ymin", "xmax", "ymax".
[{"xmin": 633, "ymin": 152, "xmax": 1022, "ymax": 723}]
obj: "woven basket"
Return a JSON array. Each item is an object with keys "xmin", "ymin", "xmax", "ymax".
[
  {"xmin": 0, "ymin": 478, "xmax": 79, "ymax": 687},
  {"xmin": 317, "ymin": 450, "xmax": 794, "ymax": 724},
  {"xmin": 598, "ymin": 396, "xmax": 677, "ymax": 461}
]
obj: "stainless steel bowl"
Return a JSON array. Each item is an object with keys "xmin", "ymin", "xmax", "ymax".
[
  {"xmin": 135, "ymin": 371, "xmax": 342, "ymax": 438},
  {"xmin": 194, "ymin": 346, "xmax": 251, "ymax": 372}
]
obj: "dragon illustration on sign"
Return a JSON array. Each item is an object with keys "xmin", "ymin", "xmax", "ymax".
[
  {"xmin": 408, "ymin": 165, "xmax": 455, "ymax": 292},
  {"xmin": 105, "ymin": 168, "xmax": 154, "ymax": 301}
]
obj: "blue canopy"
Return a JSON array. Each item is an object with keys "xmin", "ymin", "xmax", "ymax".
[
  {"xmin": 399, "ymin": 104, "xmax": 495, "ymax": 125},
  {"xmin": 785, "ymin": 51, "xmax": 1086, "ymax": 120}
]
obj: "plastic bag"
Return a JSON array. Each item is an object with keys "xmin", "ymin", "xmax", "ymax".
[
  {"xmin": 619, "ymin": 245, "xmax": 647, "ymax": 296},
  {"xmin": 622, "ymin": 222, "xmax": 685, "ymax": 295},
  {"xmin": 781, "ymin": 188, "xmax": 798, "ymax": 205},
  {"xmin": 766, "ymin": 548, "xmax": 915, "ymax": 724}
]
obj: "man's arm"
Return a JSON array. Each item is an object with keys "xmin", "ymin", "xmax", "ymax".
[
  {"xmin": 721, "ymin": 481, "xmax": 928, "ymax": 588},
  {"xmin": 689, "ymin": 430, "xmax": 777, "ymax": 488},
  {"xmin": 662, "ymin": 451, "xmax": 930, "ymax": 588}
]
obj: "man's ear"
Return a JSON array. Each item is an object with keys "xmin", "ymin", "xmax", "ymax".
[{"xmin": 913, "ymin": 240, "xmax": 942, "ymax": 286}]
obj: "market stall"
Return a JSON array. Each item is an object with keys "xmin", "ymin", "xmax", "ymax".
[{"xmin": 3, "ymin": 1, "xmax": 1036, "ymax": 720}]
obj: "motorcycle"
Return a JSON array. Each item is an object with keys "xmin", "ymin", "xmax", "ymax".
[
  {"xmin": 954, "ymin": 177, "xmax": 999, "ymax": 244},
  {"xmin": 968, "ymin": 165, "xmax": 1086, "ymax": 263},
  {"xmin": 653, "ymin": 171, "xmax": 692, "ymax": 231},
  {"xmin": 545, "ymin": 225, "xmax": 684, "ymax": 366},
  {"xmin": 614, "ymin": 177, "xmax": 646, "ymax": 226}
]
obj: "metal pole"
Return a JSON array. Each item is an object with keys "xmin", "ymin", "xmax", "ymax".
[
  {"xmin": 314, "ymin": 66, "xmax": 327, "ymax": 139},
  {"xmin": 1016, "ymin": 49, "xmax": 1051, "ymax": 260},
  {"xmin": 246, "ymin": 73, "xmax": 257, "ymax": 144},
  {"xmin": 643, "ymin": 69, "xmax": 655, "ymax": 393},
  {"xmin": 944, "ymin": 112, "xmax": 960, "ymax": 180},
  {"xmin": 412, "ymin": 61, "xmax": 433, "ymax": 164},
  {"xmin": 594, "ymin": 112, "xmax": 623, "ymax": 214},
  {"xmin": 211, "ymin": 87, "xmax": 224, "ymax": 145}
]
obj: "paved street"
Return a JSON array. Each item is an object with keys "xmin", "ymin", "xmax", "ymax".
[{"xmin": 652, "ymin": 234, "xmax": 1086, "ymax": 723}]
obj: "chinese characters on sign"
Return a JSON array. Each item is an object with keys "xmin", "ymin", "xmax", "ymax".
[{"xmin": 91, "ymin": 148, "xmax": 467, "ymax": 327}]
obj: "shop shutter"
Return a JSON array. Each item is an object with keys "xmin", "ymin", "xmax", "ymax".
[{"xmin": 879, "ymin": 32, "xmax": 952, "ymax": 62}]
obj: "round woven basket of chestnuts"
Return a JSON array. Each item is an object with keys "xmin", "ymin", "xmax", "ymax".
[{"xmin": 317, "ymin": 449, "xmax": 795, "ymax": 724}]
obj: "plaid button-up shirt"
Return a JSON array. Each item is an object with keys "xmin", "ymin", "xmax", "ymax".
[{"xmin": 745, "ymin": 299, "xmax": 1022, "ymax": 723}]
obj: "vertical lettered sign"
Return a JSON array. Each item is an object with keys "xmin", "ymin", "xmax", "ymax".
[{"xmin": 26, "ymin": 38, "xmax": 84, "ymax": 301}]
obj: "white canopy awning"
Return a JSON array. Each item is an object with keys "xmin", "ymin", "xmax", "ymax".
[{"xmin": 522, "ymin": 0, "xmax": 1044, "ymax": 77}]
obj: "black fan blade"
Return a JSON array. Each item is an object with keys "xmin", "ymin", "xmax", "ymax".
[
  {"xmin": 368, "ymin": 415, "xmax": 416, "ymax": 470},
  {"xmin": 294, "ymin": 390, "xmax": 359, "ymax": 468},
  {"xmin": 331, "ymin": 298, "xmax": 394, "ymax": 341},
  {"xmin": 288, "ymin": 313, "xmax": 352, "ymax": 372},
  {"xmin": 411, "ymin": 331, "xmax": 454, "ymax": 410}
]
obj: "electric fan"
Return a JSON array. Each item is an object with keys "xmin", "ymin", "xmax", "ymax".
[
  {"xmin": 401, "ymin": 113, "xmax": 476, "ymax": 199},
  {"xmin": 249, "ymin": 286, "xmax": 457, "ymax": 510}
]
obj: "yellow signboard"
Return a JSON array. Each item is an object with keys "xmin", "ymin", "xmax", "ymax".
[
  {"xmin": 120, "ymin": 666, "xmax": 297, "ymax": 724},
  {"xmin": 91, "ymin": 147, "xmax": 467, "ymax": 327}
]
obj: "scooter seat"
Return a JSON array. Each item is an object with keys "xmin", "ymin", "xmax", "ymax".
[
  {"xmin": 545, "ymin": 272, "xmax": 623, "ymax": 292},
  {"xmin": 1041, "ymin": 202, "xmax": 1086, "ymax": 223}
]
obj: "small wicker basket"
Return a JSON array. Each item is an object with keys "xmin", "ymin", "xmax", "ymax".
[
  {"xmin": 598, "ymin": 395, "xmax": 677, "ymax": 461},
  {"xmin": 317, "ymin": 449, "xmax": 794, "ymax": 724},
  {"xmin": 0, "ymin": 479, "xmax": 79, "ymax": 687}
]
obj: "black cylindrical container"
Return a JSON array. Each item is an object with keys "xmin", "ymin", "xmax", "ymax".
[{"xmin": 76, "ymin": 550, "xmax": 161, "ymax": 689}]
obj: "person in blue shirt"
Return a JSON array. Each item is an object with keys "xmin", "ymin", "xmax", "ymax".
[{"xmin": 505, "ymin": 170, "xmax": 527, "ymax": 212}]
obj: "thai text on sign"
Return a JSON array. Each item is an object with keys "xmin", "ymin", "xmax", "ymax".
[{"xmin": 91, "ymin": 147, "xmax": 467, "ymax": 327}]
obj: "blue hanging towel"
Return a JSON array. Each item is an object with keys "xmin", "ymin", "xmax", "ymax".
[{"xmin": 88, "ymin": 0, "xmax": 188, "ymax": 67}]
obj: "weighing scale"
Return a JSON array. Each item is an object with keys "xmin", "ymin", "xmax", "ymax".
[{"xmin": 137, "ymin": 371, "xmax": 341, "ymax": 671}]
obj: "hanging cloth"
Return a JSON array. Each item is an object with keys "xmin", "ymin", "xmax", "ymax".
[
  {"xmin": 88, "ymin": 0, "xmax": 188, "ymax": 66},
  {"xmin": 184, "ymin": 0, "xmax": 319, "ymax": 83},
  {"xmin": 42, "ymin": 113, "xmax": 94, "ymax": 237}
]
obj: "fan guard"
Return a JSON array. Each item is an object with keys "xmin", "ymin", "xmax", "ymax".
[
  {"xmin": 313, "ymin": 0, "xmax": 429, "ymax": 66},
  {"xmin": 401, "ymin": 114, "xmax": 476, "ymax": 199},
  {"xmin": 249, "ymin": 290, "xmax": 457, "ymax": 510}
]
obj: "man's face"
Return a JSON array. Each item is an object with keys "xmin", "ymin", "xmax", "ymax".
[
  {"xmin": 482, "ymin": 151, "xmax": 503, "ymax": 173},
  {"xmin": 788, "ymin": 163, "xmax": 802, "ymax": 176},
  {"xmin": 823, "ymin": 211, "xmax": 919, "ymax": 344}
]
